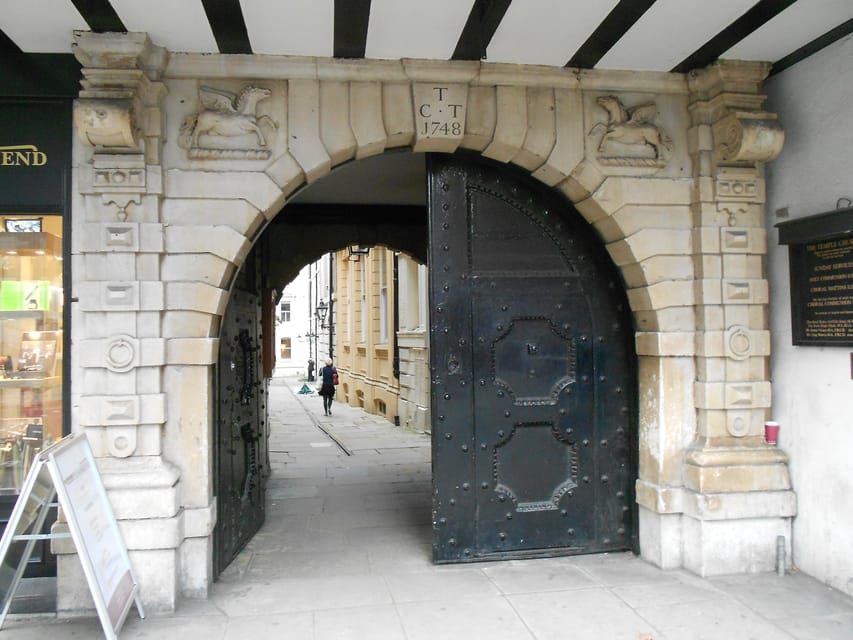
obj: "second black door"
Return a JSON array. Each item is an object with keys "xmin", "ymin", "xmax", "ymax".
[{"xmin": 429, "ymin": 153, "xmax": 636, "ymax": 562}]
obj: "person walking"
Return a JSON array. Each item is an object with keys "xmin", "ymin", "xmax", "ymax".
[{"xmin": 318, "ymin": 358, "xmax": 337, "ymax": 415}]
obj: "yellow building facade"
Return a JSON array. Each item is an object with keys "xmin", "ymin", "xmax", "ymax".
[
  {"xmin": 334, "ymin": 247, "xmax": 400, "ymax": 422},
  {"xmin": 333, "ymin": 246, "xmax": 430, "ymax": 430}
]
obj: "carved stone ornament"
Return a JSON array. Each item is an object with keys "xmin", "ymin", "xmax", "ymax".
[
  {"xmin": 714, "ymin": 111, "xmax": 784, "ymax": 164},
  {"xmin": 74, "ymin": 98, "xmax": 138, "ymax": 148},
  {"xmin": 105, "ymin": 334, "xmax": 138, "ymax": 372},
  {"xmin": 727, "ymin": 412, "xmax": 750, "ymax": 437},
  {"xmin": 725, "ymin": 325, "xmax": 752, "ymax": 361},
  {"xmin": 178, "ymin": 85, "xmax": 277, "ymax": 160},
  {"xmin": 107, "ymin": 425, "xmax": 137, "ymax": 459},
  {"xmin": 590, "ymin": 95, "xmax": 672, "ymax": 167}
]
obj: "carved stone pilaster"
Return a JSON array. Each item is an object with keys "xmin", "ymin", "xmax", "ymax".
[
  {"xmin": 687, "ymin": 60, "xmax": 782, "ymax": 445},
  {"xmin": 671, "ymin": 60, "xmax": 796, "ymax": 575},
  {"xmin": 71, "ymin": 32, "xmax": 170, "ymax": 466}
]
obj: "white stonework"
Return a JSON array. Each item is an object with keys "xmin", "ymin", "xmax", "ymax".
[{"xmin": 67, "ymin": 32, "xmax": 791, "ymax": 612}]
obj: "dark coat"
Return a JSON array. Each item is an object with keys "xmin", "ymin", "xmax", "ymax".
[{"xmin": 319, "ymin": 365, "xmax": 336, "ymax": 397}]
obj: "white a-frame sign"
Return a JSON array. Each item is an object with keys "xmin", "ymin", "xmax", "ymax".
[{"xmin": 0, "ymin": 432, "xmax": 144, "ymax": 638}]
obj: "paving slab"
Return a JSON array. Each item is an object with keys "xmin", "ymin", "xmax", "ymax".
[{"xmin": 4, "ymin": 375, "xmax": 853, "ymax": 640}]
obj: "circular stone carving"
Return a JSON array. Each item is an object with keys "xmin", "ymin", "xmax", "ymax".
[
  {"xmin": 108, "ymin": 429, "xmax": 136, "ymax": 458},
  {"xmin": 106, "ymin": 335, "xmax": 136, "ymax": 372},
  {"xmin": 726, "ymin": 326, "xmax": 752, "ymax": 361},
  {"xmin": 728, "ymin": 415, "xmax": 749, "ymax": 437}
]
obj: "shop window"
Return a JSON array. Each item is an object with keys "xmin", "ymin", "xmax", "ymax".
[{"xmin": 0, "ymin": 214, "xmax": 63, "ymax": 499}]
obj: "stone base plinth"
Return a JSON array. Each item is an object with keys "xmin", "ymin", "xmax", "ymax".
[
  {"xmin": 637, "ymin": 478, "xmax": 796, "ymax": 576},
  {"xmin": 682, "ymin": 515, "xmax": 792, "ymax": 576}
]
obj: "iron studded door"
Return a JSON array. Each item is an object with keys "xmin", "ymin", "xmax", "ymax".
[
  {"xmin": 215, "ymin": 288, "xmax": 267, "ymax": 577},
  {"xmin": 429, "ymin": 154, "xmax": 636, "ymax": 562}
]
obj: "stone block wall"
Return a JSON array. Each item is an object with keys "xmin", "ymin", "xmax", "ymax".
[{"xmin": 67, "ymin": 31, "xmax": 793, "ymax": 611}]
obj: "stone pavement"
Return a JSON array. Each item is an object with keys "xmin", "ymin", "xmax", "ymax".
[{"xmin": 3, "ymin": 376, "xmax": 853, "ymax": 639}]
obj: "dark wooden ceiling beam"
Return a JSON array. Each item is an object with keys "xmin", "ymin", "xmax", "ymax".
[
  {"xmin": 201, "ymin": 0, "xmax": 252, "ymax": 54},
  {"xmin": 334, "ymin": 0, "xmax": 372, "ymax": 59},
  {"xmin": 567, "ymin": 0, "xmax": 657, "ymax": 69},
  {"xmin": 672, "ymin": 0, "xmax": 797, "ymax": 73},
  {"xmin": 452, "ymin": 0, "xmax": 512, "ymax": 61},
  {"xmin": 0, "ymin": 29, "xmax": 22, "ymax": 54},
  {"xmin": 70, "ymin": 0, "xmax": 126, "ymax": 32},
  {"xmin": 772, "ymin": 17, "xmax": 853, "ymax": 75}
]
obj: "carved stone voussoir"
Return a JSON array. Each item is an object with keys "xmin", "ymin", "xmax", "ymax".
[
  {"xmin": 179, "ymin": 85, "xmax": 277, "ymax": 160},
  {"xmin": 714, "ymin": 111, "xmax": 784, "ymax": 164},
  {"xmin": 589, "ymin": 95, "xmax": 672, "ymax": 167},
  {"xmin": 74, "ymin": 98, "xmax": 138, "ymax": 148}
]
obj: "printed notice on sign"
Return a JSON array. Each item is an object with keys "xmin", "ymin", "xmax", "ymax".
[
  {"xmin": 54, "ymin": 446, "xmax": 135, "ymax": 628},
  {"xmin": 0, "ymin": 432, "xmax": 142, "ymax": 639},
  {"xmin": 791, "ymin": 236, "xmax": 853, "ymax": 345}
]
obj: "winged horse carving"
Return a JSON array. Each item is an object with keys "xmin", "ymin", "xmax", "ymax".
[
  {"xmin": 592, "ymin": 95, "xmax": 672, "ymax": 160},
  {"xmin": 180, "ymin": 85, "xmax": 275, "ymax": 149}
]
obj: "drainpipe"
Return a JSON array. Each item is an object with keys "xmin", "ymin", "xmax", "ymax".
[
  {"xmin": 392, "ymin": 252, "xmax": 400, "ymax": 380},
  {"xmin": 309, "ymin": 269, "xmax": 315, "ymax": 373}
]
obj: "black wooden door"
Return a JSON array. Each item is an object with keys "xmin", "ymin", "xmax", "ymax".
[
  {"xmin": 429, "ymin": 154, "xmax": 636, "ymax": 562},
  {"xmin": 215, "ymin": 286, "xmax": 267, "ymax": 577}
]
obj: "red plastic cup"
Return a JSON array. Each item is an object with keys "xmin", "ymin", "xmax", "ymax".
[{"xmin": 764, "ymin": 421, "xmax": 780, "ymax": 445}]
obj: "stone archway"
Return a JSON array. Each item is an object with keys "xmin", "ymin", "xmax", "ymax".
[{"xmin": 68, "ymin": 32, "xmax": 793, "ymax": 612}]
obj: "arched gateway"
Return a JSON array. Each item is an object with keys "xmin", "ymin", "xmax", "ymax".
[{"xmin": 68, "ymin": 32, "xmax": 793, "ymax": 612}]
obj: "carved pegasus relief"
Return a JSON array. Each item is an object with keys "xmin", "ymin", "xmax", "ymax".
[
  {"xmin": 179, "ymin": 85, "xmax": 277, "ymax": 159},
  {"xmin": 589, "ymin": 95, "xmax": 672, "ymax": 167}
]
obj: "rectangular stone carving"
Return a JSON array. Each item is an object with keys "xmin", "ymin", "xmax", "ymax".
[
  {"xmin": 723, "ymin": 229, "xmax": 749, "ymax": 251},
  {"xmin": 93, "ymin": 168, "xmax": 145, "ymax": 192},
  {"xmin": 80, "ymin": 395, "xmax": 138, "ymax": 426},
  {"xmin": 412, "ymin": 83, "xmax": 466, "ymax": 152},
  {"xmin": 723, "ymin": 279, "xmax": 768, "ymax": 304},
  {"xmin": 79, "ymin": 394, "xmax": 166, "ymax": 426},
  {"xmin": 105, "ymin": 223, "xmax": 138, "ymax": 250},
  {"xmin": 716, "ymin": 177, "xmax": 760, "ymax": 201}
]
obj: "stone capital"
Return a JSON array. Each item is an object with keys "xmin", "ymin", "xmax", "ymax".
[
  {"xmin": 73, "ymin": 31, "xmax": 168, "ymax": 80},
  {"xmin": 687, "ymin": 60, "xmax": 771, "ymax": 103},
  {"xmin": 73, "ymin": 32, "xmax": 168, "ymax": 164},
  {"xmin": 687, "ymin": 61, "xmax": 784, "ymax": 167}
]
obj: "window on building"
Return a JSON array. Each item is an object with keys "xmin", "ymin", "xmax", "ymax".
[
  {"xmin": 360, "ymin": 260, "xmax": 367, "ymax": 343},
  {"xmin": 379, "ymin": 249, "xmax": 388, "ymax": 343},
  {"xmin": 280, "ymin": 337, "xmax": 292, "ymax": 359},
  {"xmin": 280, "ymin": 301, "xmax": 291, "ymax": 323}
]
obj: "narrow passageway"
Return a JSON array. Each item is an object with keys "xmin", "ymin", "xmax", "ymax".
[{"xmin": 219, "ymin": 375, "xmax": 433, "ymax": 583}]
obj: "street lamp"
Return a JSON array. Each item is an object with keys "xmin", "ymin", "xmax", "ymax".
[{"xmin": 316, "ymin": 299, "xmax": 328, "ymax": 328}]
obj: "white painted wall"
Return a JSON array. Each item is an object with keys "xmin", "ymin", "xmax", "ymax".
[
  {"xmin": 763, "ymin": 34, "xmax": 853, "ymax": 597},
  {"xmin": 397, "ymin": 256, "xmax": 429, "ymax": 431},
  {"xmin": 273, "ymin": 264, "xmax": 314, "ymax": 377}
]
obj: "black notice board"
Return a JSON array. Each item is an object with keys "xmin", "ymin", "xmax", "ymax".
[{"xmin": 778, "ymin": 207, "xmax": 853, "ymax": 346}]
